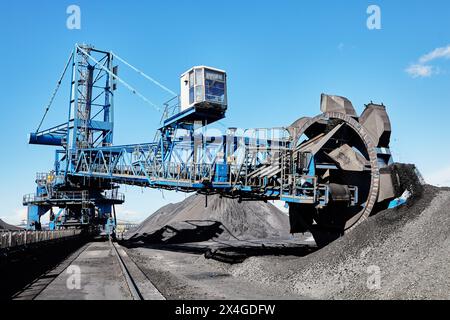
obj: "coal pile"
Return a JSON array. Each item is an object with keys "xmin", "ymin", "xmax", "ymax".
[
  {"xmin": 0, "ymin": 219, "xmax": 22, "ymax": 231},
  {"xmin": 230, "ymin": 184, "xmax": 450, "ymax": 299},
  {"xmin": 125, "ymin": 194, "xmax": 291, "ymax": 244}
]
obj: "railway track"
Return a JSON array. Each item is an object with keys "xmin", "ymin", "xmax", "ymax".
[
  {"xmin": 111, "ymin": 240, "xmax": 165, "ymax": 300},
  {"xmin": 111, "ymin": 240, "xmax": 143, "ymax": 300},
  {"xmin": 10, "ymin": 238, "xmax": 165, "ymax": 300}
]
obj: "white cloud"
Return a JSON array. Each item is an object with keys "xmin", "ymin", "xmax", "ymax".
[
  {"xmin": 405, "ymin": 64, "xmax": 434, "ymax": 78},
  {"xmin": 419, "ymin": 45, "xmax": 450, "ymax": 64},
  {"xmin": 406, "ymin": 44, "xmax": 450, "ymax": 78}
]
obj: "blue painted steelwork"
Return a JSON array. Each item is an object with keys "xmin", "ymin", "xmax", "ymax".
[
  {"xmin": 49, "ymin": 209, "xmax": 63, "ymax": 230},
  {"xmin": 24, "ymin": 45, "xmax": 122, "ymax": 232},
  {"xmin": 24, "ymin": 45, "xmax": 391, "ymax": 236},
  {"xmin": 29, "ymin": 133, "xmax": 64, "ymax": 146}
]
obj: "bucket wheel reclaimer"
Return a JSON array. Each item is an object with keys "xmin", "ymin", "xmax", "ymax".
[{"xmin": 284, "ymin": 94, "xmax": 409, "ymax": 247}]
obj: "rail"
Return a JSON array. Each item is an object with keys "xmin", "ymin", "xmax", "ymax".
[
  {"xmin": 102, "ymin": 190, "xmax": 125, "ymax": 202},
  {"xmin": 23, "ymin": 190, "xmax": 124, "ymax": 205},
  {"xmin": 0, "ymin": 229, "xmax": 82, "ymax": 250},
  {"xmin": 161, "ymin": 95, "xmax": 181, "ymax": 123},
  {"xmin": 111, "ymin": 241, "xmax": 143, "ymax": 300},
  {"xmin": 23, "ymin": 191, "xmax": 88, "ymax": 204}
]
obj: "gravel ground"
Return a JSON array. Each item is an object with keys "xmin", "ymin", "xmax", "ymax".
[
  {"xmin": 218, "ymin": 185, "xmax": 450, "ymax": 299},
  {"xmin": 127, "ymin": 246, "xmax": 306, "ymax": 300},
  {"xmin": 125, "ymin": 185, "xmax": 449, "ymax": 300}
]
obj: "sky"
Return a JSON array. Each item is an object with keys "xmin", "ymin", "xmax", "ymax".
[{"xmin": 0, "ymin": 0, "xmax": 449, "ymax": 224}]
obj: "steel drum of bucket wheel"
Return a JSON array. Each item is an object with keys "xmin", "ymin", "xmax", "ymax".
[{"xmin": 290, "ymin": 112, "xmax": 379, "ymax": 232}]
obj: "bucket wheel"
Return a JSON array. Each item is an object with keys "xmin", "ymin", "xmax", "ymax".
[{"xmin": 287, "ymin": 112, "xmax": 381, "ymax": 247}]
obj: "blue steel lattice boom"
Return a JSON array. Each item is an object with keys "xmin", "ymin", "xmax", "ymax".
[{"xmin": 24, "ymin": 45, "xmax": 410, "ymax": 245}]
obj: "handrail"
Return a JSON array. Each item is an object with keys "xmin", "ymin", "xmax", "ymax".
[
  {"xmin": 161, "ymin": 95, "xmax": 181, "ymax": 123},
  {"xmin": 23, "ymin": 190, "xmax": 124, "ymax": 204}
]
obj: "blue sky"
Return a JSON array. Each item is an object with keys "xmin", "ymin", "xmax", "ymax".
[{"xmin": 0, "ymin": 0, "xmax": 449, "ymax": 224}]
